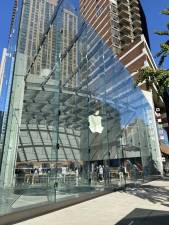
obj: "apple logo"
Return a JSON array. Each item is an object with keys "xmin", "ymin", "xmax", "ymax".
[{"xmin": 88, "ymin": 110, "xmax": 104, "ymax": 134}]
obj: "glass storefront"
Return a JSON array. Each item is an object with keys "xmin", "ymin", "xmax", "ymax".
[
  {"xmin": 0, "ymin": 0, "xmax": 23, "ymax": 176},
  {"xmin": 0, "ymin": 0, "xmax": 163, "ymax": 216}
]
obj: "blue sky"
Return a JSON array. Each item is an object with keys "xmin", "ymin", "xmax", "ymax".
[
  {"xmin": 0, "ymin": 0, "xmax": 169, "ymax": 68},
  {"xmin": 0, "ymin": 0, "xmax": 13, "ymax": 60},
  {"xmin": 141, "ymin": 0, "xmax": 169, "ymax": 69}
]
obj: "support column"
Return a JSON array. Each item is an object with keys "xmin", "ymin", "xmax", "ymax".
[
  {"xmin": 142, "ymin": 90, "xmax": 163, "ymax": 175},
  {"xmin": 0, "ymin": 53, "xmax": 27, "ymax": 187}
]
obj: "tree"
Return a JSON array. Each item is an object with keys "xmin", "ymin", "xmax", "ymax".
[
  {"xmin": 136, "ymin": 8, "xmax": 169, "ymax": 98},
  {"xmin": 136, "ymin": 67, "xmax": 169, "ymax": 98},
  {"xmin": 155, "ymin": 8, "xmax": 169, "ymax": 67}
]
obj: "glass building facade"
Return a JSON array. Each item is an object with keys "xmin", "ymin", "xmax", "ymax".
[{"xmin": 0, "ymin": 0, "xmax": 163, "ymax": 216}]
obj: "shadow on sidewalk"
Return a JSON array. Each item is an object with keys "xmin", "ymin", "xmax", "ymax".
[
  {"xmin": 115, "ymin": 208, "xmax": 169, "ymax": 225},
  {"xmin": 125, "ymin": 183, "xmax": 169, "ymax": 206}
]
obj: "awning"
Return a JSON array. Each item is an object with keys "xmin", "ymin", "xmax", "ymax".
[{"xmin": 160, "ymin": 142, "xmax": 169, "ymax": 155}]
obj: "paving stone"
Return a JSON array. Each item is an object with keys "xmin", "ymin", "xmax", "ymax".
[{"xmin": 14, "ymin": 179, "xmax": 169, "ymax": 225}]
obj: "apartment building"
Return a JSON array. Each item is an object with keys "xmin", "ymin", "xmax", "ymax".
[
  {"xmin": 18, "ymin": 0, "xmax": 58, "ymax": 75},
  {"xmin": 80, "ymin": 0, "xmax": 149, "ymax": 54}
]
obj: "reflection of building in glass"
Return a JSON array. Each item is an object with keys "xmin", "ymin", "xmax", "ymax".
[
  {"xmin": 61, "ymin": 9, "xmax": 78, "ymax": 87},
  {"xmin": 121, "ymin": 119, "xmax": 150, "ymax": 160},
  {"xmin": 18, "ymin": 0, "xmax": 58, "ymax": 74},
  {"xmin": 14, "ymin": 1, "xmax": 78, "ymax": 163},
  {"xmin": 9, "ymin": 0, "xmax": 18, "ymax": 37},
  {"xmin": 19, "ymin": 0, "xmax": 77, "ymax": 88}
]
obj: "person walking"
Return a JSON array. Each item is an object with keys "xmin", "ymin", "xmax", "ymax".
[{"xmin": 98, "ymin": 165, "xmax": 103, "ymax": 182}]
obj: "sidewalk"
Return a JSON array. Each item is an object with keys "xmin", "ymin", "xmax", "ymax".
[{"xmin": 14, "ymin": 179, "xmax": 169, "ymax": 225}]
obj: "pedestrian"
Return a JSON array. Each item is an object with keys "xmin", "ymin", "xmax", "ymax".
[
  {"xmin": 118, "ymin": 166, "xmax": 124, "ymax": 183},
  {"xmin": 98, "ymin": 165, "xmax": 103, "ymax": 181},
  {"xmin": 75, "ymin": 167, "xmax": 79, "ymax": 186}
]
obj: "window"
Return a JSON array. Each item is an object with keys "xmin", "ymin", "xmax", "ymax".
[{"xmin": 96, "ymin": 5, "xmax": 102, "ymax": 16}]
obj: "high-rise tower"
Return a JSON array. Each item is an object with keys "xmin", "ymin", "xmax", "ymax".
[
  {"xmin": 61, "ymin": 8, "xmax": 78, "ymax": 87},
  {"xmin": 80, "ymin": 0, "xmax": 149, "ymax": 54},
  {"xmin": 9, "ymin": 0, "xmax": 18, "ymax": 38},
  {"xmin": 18, "ymin": 0, "xmax": 58, "ymax": 75},
  {"xmin": 18, "ymin": 0, "xmax": 77, "ymax": 87}
]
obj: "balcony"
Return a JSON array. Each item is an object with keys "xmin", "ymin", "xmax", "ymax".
[
  {"xmin": 132, "ymin": 12, "xmax": 141, "ymax": 21},
  {"xmin": 118, "ymin": 9, "xmax": 130, "ymax": 18},
  {"xmin": 130, "ymin": 0, "xmax": 138, "ymax": 7},
  {"xmin": 133, "ymin": 19, "xmax": 142, "ymax": 27},
  {"xmin": 121, "ymin": 34, "xmax": 132, "ymax": 43},
  {"xmin": 121, "ymin": 43, "xmax": 130, "ymax": 50},
  {"xmin": 120, "ymin": 25, "xmax": 131, "ymax": 33},
  {"xmin": 131, "ymin": 6, "xmax": 140, "ymax": 12},
  {"xmin": 118, "ymin": 2, "xmax": 129, "ymax": 12},
  {"xmin": 133, "ymin": 26, "xmax": 142, "ymax": 35},
  {"xmin": 119, "ymin": 17, "xmax": 131, "ymax": 27},
  {"xmin": 117, "ymin": 0, "xmax": 128, "ymax": 4}
]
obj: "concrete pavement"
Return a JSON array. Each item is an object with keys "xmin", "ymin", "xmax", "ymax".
[{"xmin": 14, "ymin": 179, "xmax": 169, "ymax": 225}]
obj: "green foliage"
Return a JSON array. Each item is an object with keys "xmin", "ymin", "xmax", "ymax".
[
  {"xmin": 161, "ymin": 8, "xmax": 169, "ymax": 15},
  {"xmin": 136, "ymin": 67, "xmax": 169, "ymax": 97},
  {"xmin": 156, "ymin": 42, "xmax": 169, "ymax": 67},
  {"xmin": 136, "ymin": 8, "xmax": 169, "ymax": 100},
  {"xmin": 155, "ymin": 8, "xmax": 169, "ymax": 67},
  {"xmin": 155, "ymin": 31, "xmax": 169, "ymax": 36}
]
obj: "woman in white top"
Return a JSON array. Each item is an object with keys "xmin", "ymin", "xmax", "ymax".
[{"xmin": 99, "ymin": 165, "xmax": 103, "ymax": 181}]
